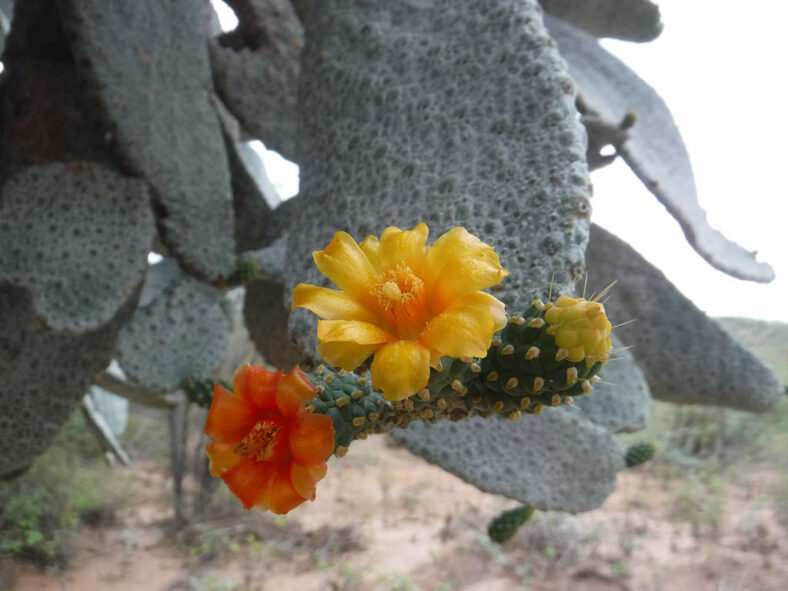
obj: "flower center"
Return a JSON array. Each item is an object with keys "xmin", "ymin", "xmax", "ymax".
[
  {"xmin": 234, "ymin": 418, "xmax": 287, "ymax": 462},
  {"xmin": 374, "ymin": 265, "xmax": 429, "ymax": 339}
]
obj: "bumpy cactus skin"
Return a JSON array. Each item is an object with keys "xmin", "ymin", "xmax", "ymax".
[
  {"xmin": 488, "ymin": 505, "xmax": 535, "ymax": 544},
  {"xmin": 308, "ymin": 366, "xmax": 388, "ymax": 453},
  {"xmin": 471, "ymin": 298, "xmax": 610, "ymax": 415},
  {"xmin": 183, "ymin": 378, "xmax": 231, "ymax": 408},
  {"xmin": 625, "ymin": 441, "xmax": 657, "ymax": 467}
]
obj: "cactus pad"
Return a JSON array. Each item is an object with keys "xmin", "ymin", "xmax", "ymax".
[{"xmin": 488, "ymin": 505, "xmax": 535, "ymax": 544}]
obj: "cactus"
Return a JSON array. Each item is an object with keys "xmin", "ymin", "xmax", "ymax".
[
  {"xmin": 487, "ymin": 505, "xmax": 535, "ymax": 544},
  {"xmin": 307, "ymin": 366, "xmax": 388, "ymax": 454},
  {"xmin": 225, "ymin": 257, "xmax": 262, "ymax": 287},
  {"xmin": 625, "ymin": 441, "xmax": 657, "ymax": 467},
  {"xmin": 182, "ymin": 378, "xmax": 231, "ymax": 409},
  {"xmin": 470, "ymin": 297, "xmax": 611, "ymax": 416}
]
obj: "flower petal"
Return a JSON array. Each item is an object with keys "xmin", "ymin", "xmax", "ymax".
[
  {"xmin": 420, "ymin": 292, "xmax": 507, "ymax": 359},
  {"xmin": 359, "ymin": 235, "xmax": 381, "ymax": 270},
  {"xmin": 276, "ymin": 367, "xmax": 319, "ymax": 417},
  {"xmin": 221, "ymin": 457, "xmax": 276, "ymax": 510},
  {"xmin": 290, "ymin": 412, "xmax": 335, "ymax": 466},
  {"xmin": 291, "ymin": 284, "xmax": 379, "ymax": 324},
  {"xmin": 268, "ymin": 463, "xmax": 308, "ymax": 514},
  {"xmin": 291, "ymin": 462, "xmax": 328, "ymax": 500},
  {"xmin": 233, "ymin": 364, "xmax": 280, "ymax": 411},
  {"xmin": 378, "ymin": 223, "xmax": 429, "ymax": 274},
  {"xmin": 317, "ymin": 341, "xmax": 380, "ymax": 370},
  {"xmin": 317, "ymin": 320, "xmax": 394, "ymax": 345},
  {"xmin": 313, "ymin": 231, "xmax": 378, "ymax": 310},
  {"xmin": 206, "ymin": 441, "xmax": 243, "ymax": 476},
  {"xmin": 424, "ymin": 227, "xmax": 508, "ymax": 312},
  {"xmin": 370, "ymin": 341, "xmax": 431, "ymax": 401},
  {"xmin": 204, "ymin": 384, "xmax": 259, "ymax": 443}
]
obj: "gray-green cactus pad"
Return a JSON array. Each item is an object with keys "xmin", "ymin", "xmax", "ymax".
[
  {"xmin": 287, "ymin": 0, "xmax": 591, "ymax": 356},
  {"xmin": 116, "ymin": 260, "xmax": 230, "ymax": 393},
  {"xmin": 566, "ymin": 335, "xmax": 651, "ymax": 432},
  {"xmin": 0, "ymin": 288, "xmax": 138, "ymax": 477},
  {"xmin": 392, "ymin": 411, "xmax": 624, "ymax": 513},
  {"xmin": 540, "ymin": 0, "xmax": 662, "ymax": 42},
  {"xmin": 586, "ymin": 224, "xmax": 782, "ymax": 412},
  {"xmin": 0, "ymin": 163, "xmax": 154, "ymax": 332},
  {"xmin": 244, "ymin": 278, "xmax": 306, "ymax": 369},
  {"xmin": 59, "ymin": 0, "xmax": 235, "ymax": 280},
  {"xmin": 210, "ymin": 0, "xmax": 302, "ymax": 161},
  {"xmin": 546, "ymin": 16, "xmax": 774, "ymax": 283}
]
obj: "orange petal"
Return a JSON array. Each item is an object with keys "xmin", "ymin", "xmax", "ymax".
[
  {"xmin": 276, "ymin": 366, "xmax": 319, "ymax": 417},
  {"xmin": 233, "ymin": 364, "xmax": 280, "ymax": 411},
  {"xmin": 290, "ymin": 412, "xmax": 335, "ymax": 466},
  {"xmin": 419, "ymin": 292, "xmax": 506, "ymax": 360},
  {"xmin": 292, "ymin": 284, "xmax": 379, "ymax": 323},
  {"xmin": 291, "ymin": 462, "xmax": 328, "ymax": 500},
  {"xmin": 268, "ymin": 463, "xmax": 308, "ymax": 514},
  {"xmin": 313, "ymin": 231, "xmax": 378, "ymax": 311},
  {"xmin": 317, "ymin": 341, "xmax": 380, "ymax": 371},
  {"xmin": 221, "ymin": 457, "xmax": 276, "ymax": 510},
  {"xmin": 206, "ymin": 441, "xmax": 243, "ymax": 476},
  {"xmin": 378, "ymin": 223, "xmax": 429, "ymax": 274},
  {"xmin": 204, "ymin": 385, "xmax": 259, "ymax": 443},
  {"xmin": 370, "ymin": 341, "xmax": 431, "ymax": 401}
]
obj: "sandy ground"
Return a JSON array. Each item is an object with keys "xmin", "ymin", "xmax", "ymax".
[{"xmin": 6, "ymin": 435, "xmax": 787, "ymax": 591}]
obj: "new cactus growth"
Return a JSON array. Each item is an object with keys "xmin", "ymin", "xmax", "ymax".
[
  {"xmin": 469, "ymin": 297, "xmax": 612, "ymax": 415},
  {"xmin": 487, "ymin": 505, "xmax": 535, "ymax": 544},
  {"xmin": 226, "ymin": 257, "xmax": 262, "ymax": 287},
  {"xmin": 625, "ymin": 441, "xmax": 657, "ymax": 467},
  {"xmin": 183, "ymin": 378, "xmax": 231, "ymax": 409},
  {"xmin": 308, "ymin": 366, "xmax": 388, "ymax": 451}
]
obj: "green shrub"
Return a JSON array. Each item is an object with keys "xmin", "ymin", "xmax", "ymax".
[{"xmin": 0, "ymin": 410, "xmax": 129, "ymax": 567}]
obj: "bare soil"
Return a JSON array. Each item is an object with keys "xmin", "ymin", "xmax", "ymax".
[{"xmin": 6, "ymin": 436, "xmax": 787, "ymax": 591}]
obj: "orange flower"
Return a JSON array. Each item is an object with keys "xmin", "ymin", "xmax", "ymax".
[
  {"xmin": 292, "ymin": 223, "xmax": 508, "ymax": 400},
  {"xmin": 204, "ymin": 365, "xmax": 335, "ymax": 514}
]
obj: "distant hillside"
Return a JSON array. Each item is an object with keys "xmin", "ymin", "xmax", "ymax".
[{"xmin": 717, "ymin": 317, "xmax": 788, "ymax": 384}]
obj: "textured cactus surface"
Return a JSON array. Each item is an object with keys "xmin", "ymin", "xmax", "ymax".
[
  {"xmin": 59, "ymin": 0, "xmax": 236, "ymax": 280},
  {"xmin": 287, "ymin": 0, "xmax": 591, "ymax": 358},
  {"xmin": 540, "ymin": 0, "xmax": 662, "ymax": 41},
  {"xmin": 488, "ymin": 505, "xmax": 535, "ymax": 544},
  {"xmin": 587, "ymin": 225, "xmax": 783, "ymax": 412},
  {"xmin": 116, "ymin": 260, "xmax": 229, "ymax": 393}
]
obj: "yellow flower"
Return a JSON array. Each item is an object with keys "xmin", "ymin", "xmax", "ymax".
[
  {"xmin": 544, "ymin": 296, "xmax": 612, "ymax": 365},
  {"xmin": 292, "ymin": 223, "xmax": 508, "ymax": 400}
]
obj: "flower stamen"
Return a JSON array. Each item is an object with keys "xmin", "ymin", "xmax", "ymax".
[
  {"xmin": 234, "ymin": 419, "xmax": 285, "ymax": 462},
  {"xmin": 374, "ymin": 265, "xmax": 428, "ymax": 339}
]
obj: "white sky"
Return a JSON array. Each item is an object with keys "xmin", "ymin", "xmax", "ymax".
[
  {"xmin": 592, "ymin": 0, "xmax": 788, "ymax": 322},
  {"xmin": 215, "ymin": 0, "xmax": 787, "ymax": 323}
]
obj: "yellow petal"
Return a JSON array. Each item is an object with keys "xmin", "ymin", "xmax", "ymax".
[
  {"xmin": 317, "ymin": 341, "xmax": 381, "ymax": 370},
  {"xmin": 291, "ymin": 284, "xmax": 379, "ymax": 324},
  {"xmin": 313, "ymin": 231, "xmax": 378, "ymax": 310},
  {"xmin": 370, "ymin": 341, "xmax": 431, "ymax": 401},
  {"xmin": 317, "ymin": 319, "xmax": 394, "ymax": 345},
  {"xmin": 424, "ymin": 227, "xmax": 508, "ymax": 312},
  {"xmin": 359, "ymin": 235, "xmax": 381, "ymax": 270},
  {"xmin": 419, "ymin": 292, "xmax": 506, "ymax": 359},
  {"xmin": 378, "ymin": 223, "xmax": 429, "ymax": 274}
]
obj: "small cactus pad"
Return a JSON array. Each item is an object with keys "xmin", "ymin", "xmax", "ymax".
[
  {"xmin": 625, "ymin": 441, "xmax": 657, "ymax": 467},
  {"xmin": 308, "ymin": 366, "xmax": 387, "ymax": 450},
  {"xmin": 488, "ymin": 505, "xmax": 535, "ymax": 544},
  {"xmin": 472, "ymin": 299, "xmax": 610, "ymax": 415},
  {"xmin": 183, "ymin": 378, "xmax": 231, "ymax": 409}
]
